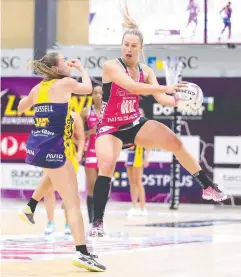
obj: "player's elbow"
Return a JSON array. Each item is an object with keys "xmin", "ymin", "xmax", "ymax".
[
  {"xmin": 85, "ymin": 85, "xmax": 92, "ymax": 95},
  {"xmin": 75, "ymin": 84, "xmax": 92, "ymax": 95},
  {"xmin": 17, "ymin": 103, "xmax": 25, "ymax": 114}
]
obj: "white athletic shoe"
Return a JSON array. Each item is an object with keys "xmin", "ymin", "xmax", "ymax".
[
  {"xmin": 89, "ymin": 220, "xmax": 104, "ymax": 237},
  {"xmin": 44, "ymin": 222, "xmax": 56, "ymax": 235},
  {"xmin": 127, "ymin": 207, "xmax": 141, "ymax": 217},
  {"xmin": 140, "ymin": 208, "xmax": 148, "ymax": 216},
  {"xmin": 64, "ymin": 223, "xmax": 71, "ymax": 236}
]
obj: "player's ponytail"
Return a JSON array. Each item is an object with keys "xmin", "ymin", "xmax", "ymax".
[
  {"xmin": 27, "ymin": 52, "xmax": 66, "ymax": 80},
  {"xmin": 120, "ymin": 0, "xmax": 144, "ymax": 49}
]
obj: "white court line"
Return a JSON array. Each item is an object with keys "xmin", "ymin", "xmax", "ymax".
[{"xmin": 2, "ymin": 207, "xmax": 241, "ymax": 220}]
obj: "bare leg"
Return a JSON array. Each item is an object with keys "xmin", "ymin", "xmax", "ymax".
[
  {"xmin": 186, "ymin": 16, "xmax": 191, "ymax": 28},
  {"xmin": 85, "ymin": 167, "xmax": 98, "ymax": 196},
  {"xmin": 90, "ymin": 135, "xmax": 122, "ymax": 236},
  {"xmin": 192, "ymin": 19, "xmax": 198, "ymax": 35},
  {"xmin": 134, "ymin": 120, "xmax": 228, "ymax": 202},
  {"xmin": 32, "ymin": 173, "xmax": 53, "ymax": 201},
  {"xmin": 44, "ymin": 186, "xmax": 56, "ymax": 223},
  {"xmin": 45, "ymin": 159, "xmax": 85, "ymax": 245},
  {"xmin": 221, "ymin": 24, "xmax": 227, "ymax": 34},
  {"xmin": 228, "ymin": 24, "xmax": 231, "ymax": 39},
  {"xmin": 127, "ymin": 166, "xmax": 138, "ymax": 207},
  {"xmin": 85, "ymin": 167, "xmax": 98, "ymax": 223},
  {"xmin": 96, "ymin": 135, "xmax": 123, "ymax": 177},
  {"xmin": 135, "ymin": 120, "xmax": 201, "ymax": 174},
  {"xmin": 64, "ymin": 205, "xmax": 68, "ymax": 224},
  {"xmin": 133, "ymin": 166, "xmax": 146, "ymax": 209},
  {"xmin": 18, "ymin": 174, "xmax": 55, "ymax": 225}
]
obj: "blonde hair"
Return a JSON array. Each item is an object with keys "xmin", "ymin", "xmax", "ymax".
[
  {"xmin": 28, "ymin": 52, "xmax": 65, "ymax": 80},
  {"xmin": 120, "ymin": 0, "xmax": 145, "ymax": 62}
]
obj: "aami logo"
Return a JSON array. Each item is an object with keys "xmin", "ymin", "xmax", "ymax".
[
  {"xmin": 35, "ymin": 118, "xmax": 49, "ymax": 127},
  {"xmin": 46, "ymin": 154, "xmax": 64, "ymax": 159},
  {"xmin": 121, "ymin": 100, "xmax": 136, "ymax": 114}
]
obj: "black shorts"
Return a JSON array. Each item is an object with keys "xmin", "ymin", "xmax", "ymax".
[{"xmin": 110, "ymin": 117, "xmax": 149, "ymax": 149}]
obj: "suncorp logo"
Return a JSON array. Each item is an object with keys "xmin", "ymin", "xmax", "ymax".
[
  {"xmin": 1, "ymin": 56, "xmax": 21, "ymax": 69},
  {"xmin": 63, "ymin": 56, "xmax": 107, "ymax": 69},
  {"xmin": 11, "ymin": 170, "xmax": 43, "ymax": 178}
]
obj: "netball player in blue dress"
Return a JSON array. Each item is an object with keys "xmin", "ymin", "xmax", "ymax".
[{"xmin": 17, "ymin": 52, "xmax": 105, "ymax": 272}]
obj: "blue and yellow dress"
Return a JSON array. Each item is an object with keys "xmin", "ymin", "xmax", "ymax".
[
  {"xmin": 25, "ymin": 79, "xmax": 78, "ymax": 172},
  {"xmin": 69, "ymin": 123, "xmax": 79, "ymax": 173},
  {"xmin": 126, "ymin": 145, "xmax": 144, "ymax": 167}
]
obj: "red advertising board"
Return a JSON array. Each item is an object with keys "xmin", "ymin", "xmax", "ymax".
[{"xmin": 1, "ymin": 133, "xmax": 28, "ymax": 161}]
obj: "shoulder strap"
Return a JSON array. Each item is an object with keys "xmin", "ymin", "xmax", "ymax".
[
  {"xmin": 36, "ymin": 79, "xmax": 55, "ymax": 104},
  {"xmin": 118, "ymin": 58, "xmax": 143, "ymax": 81},
  {"xmin": 118, "ymin": 58, "xmax": 128, "ymax": 71},
  {"xmin": 138, "ymin": 63, "xmax": 142, "ymax": 72}
]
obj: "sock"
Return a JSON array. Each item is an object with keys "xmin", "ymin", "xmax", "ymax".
[
  {"xmin": 193, "ymin": 170, "xmax": 213, "ymax": 189},
  {"xmin": 87, "ymin": 195, "xmax": 94, "ymax": 223},
  {"xmin": 93, "ymin": 176, "xmax": 111, "ymax": 221},
  {"xmin": 76, "ymin": 245, "xmax": 89, "ymax": 255},
  {"xmin": 27, "ymin": 198, "xmax": 38, "ymax": 213}
]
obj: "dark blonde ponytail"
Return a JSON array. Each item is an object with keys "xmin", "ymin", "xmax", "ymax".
[
  {"xmin": 120, "ymin": 0, "xmax": 145, "ymax": 63},
  {"xmin": 28, "ymin": 52, "xmax": 66, "ymax": 79}
]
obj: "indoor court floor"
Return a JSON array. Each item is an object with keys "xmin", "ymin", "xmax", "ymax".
[{"xmin": 1, "ymin": 199, "xmax": 241, "ymax": 277}]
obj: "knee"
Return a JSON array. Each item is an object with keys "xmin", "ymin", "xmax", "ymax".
[
  {"xmin": 133, "ymin": 177, "xmax": 142, "ymax": 187},
  {"xmin": 87, "ymin": 183, "xmax": 94, "ymax": 195},
  {"xmin": 167, "ymin": 136, "xmax": 184, "ymax": 153},
  {"xmin": 44, "ymin": 187, "xmax": 55, "ymax": 200},
  {"xmin": 63, "ymin": 195, "xmax": 80, "ymax": 211},
  {"xmin": 99, "ymin": 161, "xmax": 116, "ymax": 177},
  {"xmin": 47, "ymin": 186, "xmax": 55, "ymax": 194}
]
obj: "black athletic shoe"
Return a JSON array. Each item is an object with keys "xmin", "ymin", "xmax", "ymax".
[{"xmin": 72, "ymin": 251, "xmax": 106, "ymax": 272}]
